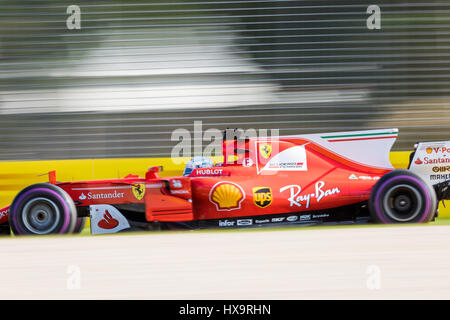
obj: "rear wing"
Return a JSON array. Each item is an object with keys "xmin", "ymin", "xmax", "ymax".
[
  {"xmin": 409, "ymin": 141, "xmax": 450, "ymax": 185},
  {"xmin": 408, "ymin": 141, "xmax": 450, "ymax": 201}
]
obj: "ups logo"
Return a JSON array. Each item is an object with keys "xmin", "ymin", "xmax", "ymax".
[{"xmin": 253, "ymin": 187, "xmax": 273, "ymax": 208}]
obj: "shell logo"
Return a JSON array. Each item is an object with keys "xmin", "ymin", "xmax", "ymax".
[
  {"xmin": 426, "ymin": 147, "xmax": 433, "ymax": 154},
  {"xmin": 209, "ymin": 182, "xmax": 245, "ymax": 211}
]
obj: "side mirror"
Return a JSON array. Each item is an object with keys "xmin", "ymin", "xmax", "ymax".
[{"xmin": 146, "ymin": 166, "xmax": 163, "ymax": 179}]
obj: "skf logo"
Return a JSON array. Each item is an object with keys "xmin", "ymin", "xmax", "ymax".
[
  {"xmin": 209, "ymin": 182, "xmax": 245, "ymax": 211},
  {"xmin": 259, "ymin": 144, "xmax": 272, "ymax": 159},
  {"xmin": 132, "ymin": 183, "xmax": 146, "ymax": 200},
  {"xmin": 253, "ymin": 187, "xmax": 273, "ymax": 208}
]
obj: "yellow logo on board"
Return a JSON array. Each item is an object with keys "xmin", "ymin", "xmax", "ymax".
[
  {"xmin": 253, "ymin": 187, "xmax": 273, "ymax": 208},
  {"xmin": 259, "ymin": 144, "xmax": 272, "ymax": 159},
  {"xmin": 132, "ymin": 183, "xmax": 146, "ymax": 200},
  {"xmin": 210, "ymin": 182, "xmax": 244, "ymax": 211}
]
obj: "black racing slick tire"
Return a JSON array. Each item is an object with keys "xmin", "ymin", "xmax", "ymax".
[
  {"xmin": 9, "ymin": 183, "xmax": 77, "ymax": 235},
  {"xmin": 369, "ymin": 169, "xmax": 437, "ymax": 224},
  {"xmin": 72, "ymin": 217, "xmax": 87, "ymax": 233}
]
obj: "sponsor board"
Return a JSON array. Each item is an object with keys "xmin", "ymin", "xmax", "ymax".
[
  {"xmin": 415, "ymin": 156, "xmax": 450, "ymax": 165},
  {"xmin": 259, "ymin": 143, "xmax": 272, "ymax": 159},
  {"xmin": 410, "ymin": 141, "xmax": 450, "ymax": 183},
  {"xmin": 90, "ymin": 204, "xmax": 130, "ymax": 234},
  {"xmin": 419, "ymin": 145, "xmax": 450, "ymax": 155},
  {"xmin": 312, "ymin": 213, "xmax": 330, "ymax": 219},
  {"xmin": 252, "ymin": 187, "xmax": 273, "ymax": 208},
  {"xmin": 131, "ymin": 183, "xmax": 146, "ymax": 200},
  {"xmin": 279, "ymin": 181, "xmax": 340, "ymax": 209},
  {"xmin": 243, "ymin": 158, "xmax": 254, "ymax": 167},
  {"xmin": 237, "ymin": 219, "xmax": 253, "ymax": 226},
  {"xmin": 256, "ymin": 143, "xmax": 308, "ymax": 174},
  {"xmin": 431, "ymin": 174, "xmax": 450, "ymax": 181},
  {"xmin": 300, "ymin": 214, "xmax": 311, "ymax": 221},
  {"xmin": 171, "ymin": 179, "xmax": 183, "ymax": 188},
  {"xmin": 209, "ymin": 182, "xmax": 245, "ymax": 211},
  {"xmin": 432, "ymin": 166, "xmax": 450, "ymax": 173},
  {"xmin": 170, "ymin": 190, "xmax": 189, "ymax": 194},
  {"xmin": 348, "ymin": 174, "xmax": 380, "ymax": 181},
  {"xmin": 79, "ymin": 191, "xmax": 125, "ymax": 201},
  {"xmin": 192, "ymin": 168, "xmax": 225, "ymax": 176},
  {"xmin": 254, "ymin": 219, "xmax": 270, "ymax": 224},
  {"xmin": 218, "ymin": 220, "xmax": 235, "ymax": 227}
]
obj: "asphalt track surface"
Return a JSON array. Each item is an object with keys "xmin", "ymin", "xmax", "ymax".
[{"xmin": 1, "ymin": 225, "xmax": 450, "ymax": 299}]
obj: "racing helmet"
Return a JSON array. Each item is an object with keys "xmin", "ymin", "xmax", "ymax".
[{"xmin": 183, "ymin": 156, "xmax": 214, "ymax": 176}]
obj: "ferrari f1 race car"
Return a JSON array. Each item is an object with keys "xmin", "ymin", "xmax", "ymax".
[{"xmin": 1, "ymin": 128, "xmax": 450, "ymax": 236}]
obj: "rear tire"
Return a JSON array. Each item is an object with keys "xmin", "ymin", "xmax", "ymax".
[
  {"xmin": 72, "ymin": 217, "xmax": 87, "ymax": 233},
  {"xmin": 9, "ymin": 183, "xmax": 77, "ymax": 235},
  {"xmin": 369, "ymin": 169, "xmax": 437, "ymax": 224}
]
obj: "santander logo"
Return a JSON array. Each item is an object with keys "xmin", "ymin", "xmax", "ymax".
[
  {"xmin": 415, "ymin": 158, "xmax": 423, "ymax": 165},
  {"xmin": 97, "ymin": 211, "xmax": 119, "ymax": 229}
]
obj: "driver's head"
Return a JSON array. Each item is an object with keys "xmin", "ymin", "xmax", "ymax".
[{"xmin": 183, "ymin": 156, "xmax": 214, "ymax": 176}]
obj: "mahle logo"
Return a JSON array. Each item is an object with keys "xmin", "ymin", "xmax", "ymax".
[{"xmin": 253, "ymin": 187, "xmax": 273, "ymax": 208}]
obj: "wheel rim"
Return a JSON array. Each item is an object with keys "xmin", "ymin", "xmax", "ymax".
[
  {"xmin": 21, "ymin": 197, "xmax": 61, "ymax": 234},
  {"xmin": 383, "ymin": 184, "xmax": 423, "ymax": 222}
]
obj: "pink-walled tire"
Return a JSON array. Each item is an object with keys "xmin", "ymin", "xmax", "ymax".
[
  {"xmin": 369, "ymin": 169, "xmax": 437, "ymax": 224},
  {"xmin": 72, "ymin": 217, "xmax": 87, "ymax": 233},
  {"xmin": 9, "ymin": 183, "xmax": 77, "ymax": 235}
]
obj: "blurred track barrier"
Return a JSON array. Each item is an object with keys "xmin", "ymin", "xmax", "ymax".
[{"xmin": 1, "ymin": 152, "xmax": 449, "ymax": 218}]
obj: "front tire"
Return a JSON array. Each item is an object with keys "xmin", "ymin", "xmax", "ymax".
[
  {"xmin": 9, "ymin": 183, "xmax": 77, "ymax": 235},
  {"xmin": 369, "ymin": 169, "xmax": 437, "ymax": 224}
]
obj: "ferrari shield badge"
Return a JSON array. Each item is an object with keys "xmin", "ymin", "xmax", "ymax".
[
  {"xmin": 259, "ymin": 144, "xmax": 272, "ymax": 159},
  {"xmin": 132, "ymin": 183, "xmax": 146, "ymax": 200}
]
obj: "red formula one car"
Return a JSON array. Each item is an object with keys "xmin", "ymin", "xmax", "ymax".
[{"xmin": 1, "ymin": 128, "xmax": 449, "ymax": 236}]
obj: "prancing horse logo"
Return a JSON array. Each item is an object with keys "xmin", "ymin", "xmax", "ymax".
[
  {"xmin": 259, "ymin": 144, "xmax": 272, "ymax": 159},
  {"xmin": 132, "ymin": 183, "xmax": 146, "ymax": 200}
]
